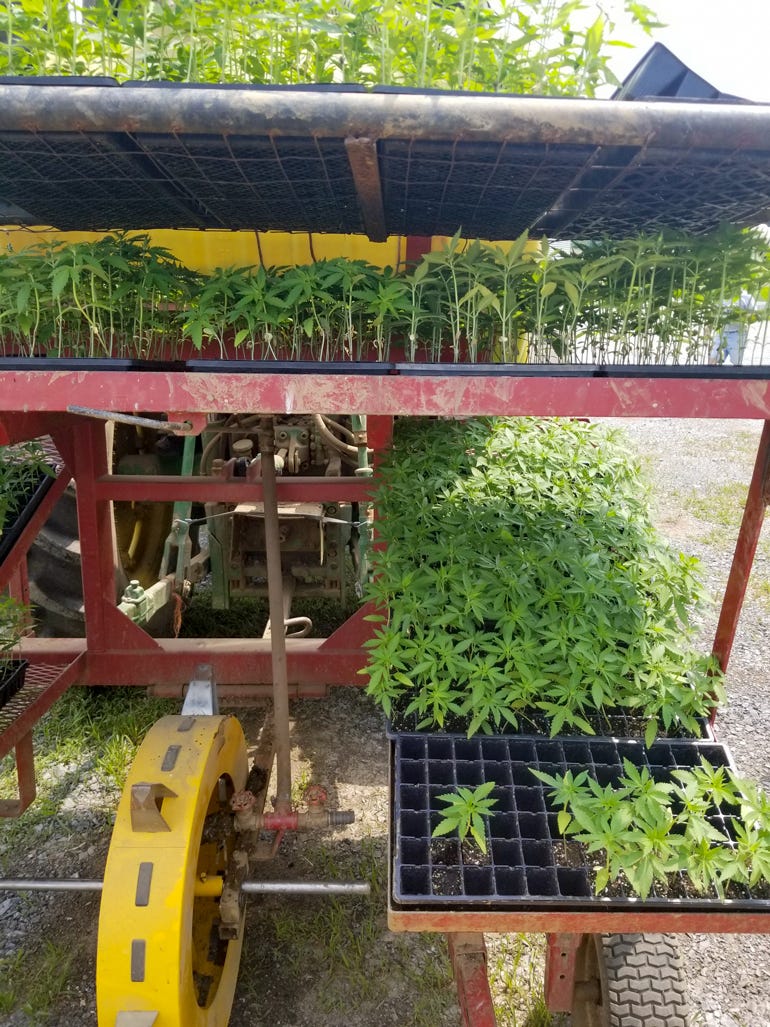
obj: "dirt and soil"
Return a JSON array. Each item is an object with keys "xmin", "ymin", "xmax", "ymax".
[{"xmin": 1, "ymin": 417, "xmax": 769, "ymax": 1026}]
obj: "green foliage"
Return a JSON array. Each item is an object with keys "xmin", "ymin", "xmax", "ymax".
[
  {"xmin": 432, "ymin": 780, "xmax": 498, "ymax": 853},
  {"xmin": 534, "ymin": 757, "xmax": 770, "ymax": 899},
  {"xmin": 364, "ymin": 417, "xmax": 722, "ymax": 737},
  {"xmin": 0, "ymin": 939, "xmax": 75, "ymax": 1021},
  {"xmin": 1, "ymin": 226, "xmax": 768, "ymax": 364},
  {"xmin": 0, "ymin": 441, "xmax": 54, "ymax": 530},
  {"xmin": 0, "ymin": 0, "xmax": 661, "ymax": 97}
]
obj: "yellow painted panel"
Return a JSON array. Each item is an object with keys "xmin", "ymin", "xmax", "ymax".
[{"xmin": 1, "ymin": 226, "xmax": 402, "ymax": 271}]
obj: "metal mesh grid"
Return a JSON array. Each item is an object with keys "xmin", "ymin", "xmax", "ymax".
[
  {"xmin": 538, "ymin": 145, "xmax": 770, "ymax": 238},
  {"xmin": 379, "ymin": 140, "xmax": 594, "ymax": 239},
  {"xmin": 392, "ymin": 734, "xmax": 770, "ymax": 912},
  {"xmin": 0, "ymin": 664, "xmax": 60, "ymax": 732},
  {"xmin": 134, "ymin": 133, "xmax": 364, "ymax": 232},
  {"xmin": 0, "ymin": 131, "xmax": 203, "ymax": 230}
]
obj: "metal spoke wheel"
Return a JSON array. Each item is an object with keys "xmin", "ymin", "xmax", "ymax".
[
  {"xmin": 572, "ymin": 933, "xmax": 691, "ymax": 1027},
  {"xmin": 96, "ymin": 714, "xmax": 249, "ymax": 1027}
]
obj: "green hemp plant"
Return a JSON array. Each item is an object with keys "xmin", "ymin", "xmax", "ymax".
[{"xmin": 432, "ymin": 781, "xmax": 498, "ymax": 854}]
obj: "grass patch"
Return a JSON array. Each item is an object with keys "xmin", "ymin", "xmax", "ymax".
[
  {"xmin": 0, "ymin": 940, "xmax": 76, "ymax": 1022},
  {"xmin": 236, "ymin": 836, "xmax": 456, "ymax": 1026},
  {"xmin": 685, "ymin": 482, "xmax": 749, "ymax": 531},
  {"xmin": 180, "ymin": 586, "xmax": 360, "ymax": 639},
  {"xmin": 489, "ymin": 934, "xmax": 566, "ymax": 1027},
  {"xmin": 0, "ymin": 687, "xmax": 175, "ymax": 871}
]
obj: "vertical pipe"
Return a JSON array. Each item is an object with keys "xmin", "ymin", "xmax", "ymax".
[
  {"xmin": 712, "ymin": 419, "xmax": 770, "ymax": 673},
  {"xmin": 258, "ymin": 420, "xmax": 293, "ymax": 814}
]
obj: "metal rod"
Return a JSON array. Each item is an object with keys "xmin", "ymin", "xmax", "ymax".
[
  {"xmin": 2, "ymin": 86, "xmax": 769, "ymax": 150},
  {"xmin": 0, "ymin": 879, "xmax": 103, "ymax": 891},
  {"xmin": 67, "ymin": 405, "xmax": 191, "ymax": 433},
  {"xmin": 0, "ymin": 878, "xmax": 370, "ymax": 896},
  {"xmin": 241, "ymin": 881, "xmax": 370, "ymax": 895},
  {"xmin": 258, "ymin": 420, "xmax": 293, "ymax": 815}
]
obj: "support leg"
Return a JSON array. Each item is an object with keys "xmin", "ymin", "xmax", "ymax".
[
  {"xmin": 712, "ymin": 419, "xmax": 770, "ymax": 673},
  {"xmin": 544, "ymin": 932, "xmax": 581, "ymax": 1012},
  {"xmin": 447, "ymin": 933, "xmax": 497, "ymax": 1027}
]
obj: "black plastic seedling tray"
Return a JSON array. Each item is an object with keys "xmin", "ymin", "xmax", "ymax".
[{"xmin": 391, "ymin": 733, "xmax": 770, "ymax": 913}]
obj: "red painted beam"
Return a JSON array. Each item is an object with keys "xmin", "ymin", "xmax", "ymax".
[
  {"xmin": 18, "ymin": 637, "xmax": 369, "ymax": 687},
  {"xmin": 93, "ymin": 474, "xmax": 375, "ymax": 502},
  {"xmin": 388, "ymin": 908, "xmax": 770, "ymax": 934},
  {"xmin": 1, "ymin": 371, "xmax": 770, "ymax": 419}
]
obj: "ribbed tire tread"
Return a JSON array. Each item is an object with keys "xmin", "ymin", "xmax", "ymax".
[{"xmin": 601, "ymin": 934, "xmax": 690, "ymax": 1027}]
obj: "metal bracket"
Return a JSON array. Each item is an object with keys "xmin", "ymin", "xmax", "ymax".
[
  {"xmin": 130, "ymin": 782, "xmax": 177, "ymax": 833},
  {"xmin": 181, "ymin": 663, "xmax": 219, "ymax": 716}
]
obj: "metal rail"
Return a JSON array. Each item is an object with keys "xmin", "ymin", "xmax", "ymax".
[{"xmin": 1, "ymin": 85, "xmax": 769, "ymax": 150}]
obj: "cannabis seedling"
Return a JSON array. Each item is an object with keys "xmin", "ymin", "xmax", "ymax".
[{"xmin": 432, "ymin": 780, "xmax": 498, "ymax": 854}]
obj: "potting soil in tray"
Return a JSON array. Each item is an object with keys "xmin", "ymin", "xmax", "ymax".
[{"xmin": 391, "ymin": 733, "xmax": 769, "ymax": 912}]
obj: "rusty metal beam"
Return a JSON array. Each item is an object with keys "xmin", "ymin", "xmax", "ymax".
[
  {"xmin": 712, "ymin": 419, "xmax": 770, "ymax": 671},
  {"xmin": 544, "ymin": 933, "xmax": 581, "ymax": 1013},
  {"xmin": 345, "ymin": 137, "xmax": 387, "ymax": 242},
  {"xmin": 1, "ymin": 86, "xmax": 769, "ymax": 152},
  {"xmin": 2, "ymin": 371, "xmax": 770, "ymax": 419},
  {"xmin": 447, "ymin": 934, "xmax": 497, "ymax": 1027},
  {"xmin": 388, "ymin": 907, "xmax": 770, "ymax": 934}
]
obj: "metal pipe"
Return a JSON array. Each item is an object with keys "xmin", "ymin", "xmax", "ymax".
[
  {"xmin": 258, "ymin": 419, "xmax": 293, "ymax": 815},
  {"xmin": 0, "ymin": 878, "xmax": 369, "ymax": 896},
  {"xmin": 0, "ymin": 879, "xmax": 103, "ymax": 891},
  {"xmin": 66, "ymin": 405, "xmax": 191, "ymax": 433},
  {"xmin": 241, "ymin": 881, "xmax": 370, "ymax": 895},
  {"xmin": 2, "ymin": 86, "xmax": 769, "ymax": 150}
]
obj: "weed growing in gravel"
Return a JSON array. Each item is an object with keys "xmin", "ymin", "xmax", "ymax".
[
  {"xmin": 0, "ymin": 940, "xmax": 75, "ymax": 1022},
  {"xmin": 365, "ymin": 417, "xmax": 722, "ymax": 740}
]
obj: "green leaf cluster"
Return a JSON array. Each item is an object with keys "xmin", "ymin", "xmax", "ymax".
[
  {"xmin": 0, "ymin": 0, "xmax": 660, "ymax": 97},
  {"xmin": 431, "ymin": 780, "xmax": 498, "ymax": 854},
  {"xmin": 363, "ymin": 417, "xmax": 722, "ymax": 738},
  {"xmin": 1, "ymin": 227, "xmax": 767, "ymax": 364},
  {"xmin": 533, "ymin": 757, "xmax": 770, "ymax": 899}
]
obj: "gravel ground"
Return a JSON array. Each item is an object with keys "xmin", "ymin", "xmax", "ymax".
[{"xmin": 0, "ymin": 417, "xmax": 768, "ymax": 1026}]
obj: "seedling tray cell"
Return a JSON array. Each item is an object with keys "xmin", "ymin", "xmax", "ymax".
[{"xmin": 391, "ymin": 733, "xmax": 770, "ymax": 914}]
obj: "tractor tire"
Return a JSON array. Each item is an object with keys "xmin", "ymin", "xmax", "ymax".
[
  {"xmin": 26, "ymin": 484, "xmax": 89, "ymax": 637},
  {"xmin": 572, "ymin": 933, "xmax": 691, "ymax": 1027},
  {"xmin": 28, "ymin": 421, "xmax": 175, "ymax": 637}
]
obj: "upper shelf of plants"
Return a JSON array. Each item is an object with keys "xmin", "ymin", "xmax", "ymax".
[
  {"xmin": 1, "ymin": 78, "xmax": 769, "ymax": 239},
  {"xmin": 0, "ymin": 0, "xmax": 769, "ymax": 240},
  {"xmin": 1, "ymin": 2, "xmax": 769, "ymax": 369}
]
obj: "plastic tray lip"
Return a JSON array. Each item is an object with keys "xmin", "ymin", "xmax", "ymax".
[{"xmin": 389, "ymin": 731, "xmax": 770, "ymax": 913}]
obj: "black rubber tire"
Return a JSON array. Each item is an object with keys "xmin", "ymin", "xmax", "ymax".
[
  {"xmin": 27, "ymin": 484, "xmax": 88, "ymax": 637},
  {"xmin": 572, "ymin": 933, "xmax": 690, "ymax": 1027}
]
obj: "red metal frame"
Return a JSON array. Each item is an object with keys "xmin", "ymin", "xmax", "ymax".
[{"xmin": 1, "ymin": 370, "xmax": 769, "ymax": 1026}]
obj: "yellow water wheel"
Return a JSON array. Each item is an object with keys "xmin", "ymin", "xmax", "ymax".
[{"xmin": 97, "ymin": 714, "xmax": 249, "ymax": 1027}]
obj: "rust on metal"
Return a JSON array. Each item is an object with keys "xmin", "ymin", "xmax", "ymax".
[
  {"xmin": 712, "ymin": 419, "xmax": 770, "ymax": 672},
  {"xmin": 345, "ymin": 137, "xmax": 388, "ymax": 242},
  {"xmin": 544, "ymin": 933, "xmax": 581, "ymax": 1013},
  {"xmin": 447, "ymin": 933, "xmax": 497, "ymax": 1027},
  {"xmin": 2, "ymin": 85, "xmax": 770, "ymax": 150},
  {"xmin": 1, "ymin": 371, "xmax": 770, "ymax": 420},
  {"xmin": 0, "ymin": 731, "xmax": 36, "ymax": 818},
  {"xmin": 388, "ymin": 907, "xmax": 770, "ymax": 935}
]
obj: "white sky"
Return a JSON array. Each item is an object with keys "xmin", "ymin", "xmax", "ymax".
[{"xmin": 599, "ymin": 0, "xmax": 770, "ymax": 102}]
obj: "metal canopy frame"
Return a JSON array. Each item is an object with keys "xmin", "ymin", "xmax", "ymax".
[{"xmin": 1, "ymin": 83, "xmax": 770, "ymax": 237}]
